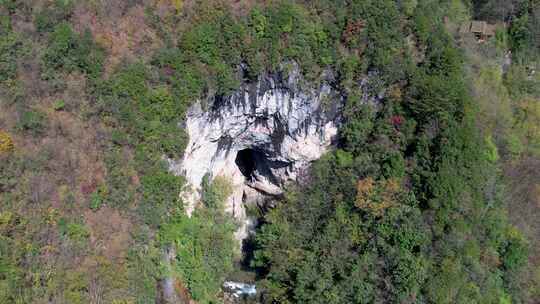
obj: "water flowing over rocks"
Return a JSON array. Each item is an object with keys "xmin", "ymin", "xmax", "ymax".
[{"xmin": 223, "ymin": 281, "xmax": 257, "ymax": 298}]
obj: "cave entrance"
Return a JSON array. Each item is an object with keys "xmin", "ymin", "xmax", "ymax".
[{"xmin": 235, "ymin": 149, "xmax": 257, "ymax": 180}]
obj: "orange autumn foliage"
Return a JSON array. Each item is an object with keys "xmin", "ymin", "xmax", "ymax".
[{"xmin": 355, "ymin": 177, "xmax": 402, "ymax": 216}]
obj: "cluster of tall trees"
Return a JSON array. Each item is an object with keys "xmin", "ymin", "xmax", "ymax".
[{"xmin": 251, "ymin": 0, "xmax": 535, "ymax": 303}]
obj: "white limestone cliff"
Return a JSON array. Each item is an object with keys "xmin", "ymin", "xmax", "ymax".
[{"xmin": 169, "ymin": 64, "xmax": 344, "ymax": 241}]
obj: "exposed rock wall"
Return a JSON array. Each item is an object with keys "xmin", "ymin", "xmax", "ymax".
[{"xmin": 169, "ymin": 64, "xmax": 344, "ymax": 240}]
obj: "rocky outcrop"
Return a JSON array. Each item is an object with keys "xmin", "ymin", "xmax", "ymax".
[{"xmin": 169, "ymin": 64, "xmax": 344, "ymax": 241}]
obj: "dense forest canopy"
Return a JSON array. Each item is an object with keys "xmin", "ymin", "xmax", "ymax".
[{"xmin": 0, "ymin": 0, "xmax": 539, "ymax": 303}]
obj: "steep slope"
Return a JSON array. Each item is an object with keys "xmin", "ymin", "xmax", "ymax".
[{"xmin": 0, "ymin": 1, "xmax": 538, "ymax": 304}]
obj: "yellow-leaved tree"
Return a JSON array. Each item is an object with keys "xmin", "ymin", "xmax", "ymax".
[
  {"xmin": 355, "ymin": 177, "xmax": 402, "ymax": 216},
  {"xmin": 172, "ymin": 0, "xmax": 183, "ymax": 13},
  {"xmin": 0, "ymin": 130, "xmax": 14, "ymax": 153}
]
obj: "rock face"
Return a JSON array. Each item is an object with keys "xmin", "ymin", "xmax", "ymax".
[{"xmin": 170, "ymin": 64, "xmax": 343, "ymax": 240}]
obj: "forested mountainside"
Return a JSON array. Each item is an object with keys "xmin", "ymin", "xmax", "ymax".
[{"xmin": 0, "ymin": 0, "xmax": 539, "ymax": 303}]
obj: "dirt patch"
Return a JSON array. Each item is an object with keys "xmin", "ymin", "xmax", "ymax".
[
  {"xmin": 33, "ymin": 93, "xmax": 107, "ymax": 200},
  {"xmin": 505, "ymin": 157, "xmax": 540, "ymax": 264},
  {"xmin": 84, "ymin": 207, "xmax": 133, "ymax": 260},
  {"xmin": 72, "ymin": 2, "xmax": 163, "ymax": 74}
]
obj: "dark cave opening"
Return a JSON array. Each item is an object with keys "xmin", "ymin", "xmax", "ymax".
[
  {"xmin": 235, "ymin": 149, "xmax": 257, "ymax": 180},
  {"xmin": 235, "ymin": 148, "xmax": 290, "ymax": 189},
  {"xmin": 232, "ymin": 149, "xmax": 288, "ymax": 283}
]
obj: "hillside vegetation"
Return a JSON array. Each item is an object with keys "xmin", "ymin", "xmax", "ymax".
[{"xmin": 0, "ymin": 0, "xmax": 539, "ymax": 303}]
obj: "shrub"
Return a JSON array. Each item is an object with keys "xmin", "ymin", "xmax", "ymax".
[
  {"xmin": 103, "ymin": 148, "xmax": 136, "ymax": 209},
  {"xmin": 505, "ymin": 133, "xmax": 525, "ymax": 158},
  {"xmin": 42, "ymin": 23, "xmax": 104, "ymax": 78},
  {"xmin": 89, "ymin": 186, "xmax": 106, "ymax": 211},
  {"xmin": 42, "ymin": 22, "xmax": 77, "ymax": 71},
  {"xmin": 502, "ymin": 227, "xmax": 529, "ymax": 271},
  {"xmin": 58, "ymin": 218, "xmax": 90, "ymax": 242},
  {"xmin": 401, "ymin": 0, "xmax": 418, "ymax": 16},
  {"xmin": 201, "ymin": 174, "xmax": 233, "ymax": 209},
  {"xmin": 509, "ymin": 14, "xmax": 531, "ymax": 57},
  {"xmin": 16, "ymin": 109, "xmax": 47, "ymax": 135},
  {"xmin": 74, "ymin": 29, "xmax": 105, "ymax": 78},
  {"xmin": 33, "ymin": 0, "xmax": 73, "ymax": 33},
  {"xmin": 214, "ymin": 62, "xmax": 239, "ymax": 96},
  {"xmin": 63, "ymin": 270, "xmax": 89, "ymax": 304},
  {"xmin": 382, "ymin": 152, "xmax": 406, "ymax": 179},
  {"xmin": 138, "ymin": 169, "xmax": 184, "ymax": 227},
  {"xmin": 0, "ymin": 30, "xmax": 23, "ymax": 82},
  {"xmin": 105, "ymin": 66, "xmax": 188, "ymax": 157},
  {"xmin": 484, "ymin": 135, "xmax": 499, "ymax": 163},
  {"xmin": 0, "ymin": 130, "xmax": 14, "ymax": 153},
  {"xmin": 53, "ymin": 99, "xmax": 66, "ymax": 111},
  {"xmin": 110, "ymin": 63, "xmax": 148, "ymax": 99},
  {"xmin": 182, "ymin": 23, "xmax": 220, "ymax": 65},
  {"xmin": 126, "ymin": 228, "xmax": 161, "ymax": 303},
  {"xmin": 138, "ymin": 87, "xmax": 187, "ymax": 155}
]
